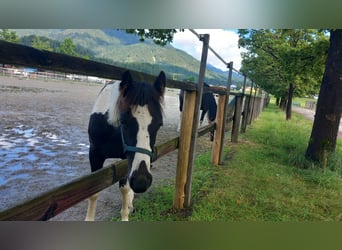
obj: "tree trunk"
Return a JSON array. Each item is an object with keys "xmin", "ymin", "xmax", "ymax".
[
  {"xmin": 280, "ymin": 95, "xmax": 287, "ymax": 111},
  {"xmin": 276, "ymin": 97, "xmax": 280, "ymax": 106},
  {"xmin": 305, "ymin": 29, "xmax": 342, "ymax": 162},
  {"xmin": 286, "ymin": 83, "xmax": 294, "ymax": 120}
]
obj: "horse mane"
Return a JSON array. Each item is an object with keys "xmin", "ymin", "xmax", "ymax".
[{"xmin": 116, "ymin": 81, "xmax": 164, "ymax": 119}]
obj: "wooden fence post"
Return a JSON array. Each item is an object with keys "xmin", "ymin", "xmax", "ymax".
[
  {"xmin": 250, "ymin": 85, "xmax": 258, "ymax": 122},
  {"xmin": 231, "ymin": 94, "xmax": 243, "ymax": 143},
  {"xmin": 256, "ymin": 96, "xmax": 262, "ymax": 118},
  {"xmin": 241, "ymin": 79, "xmax": 253, "ymax": 133},
  {"xmin": 211, "ymin": 94, "xmax": 227, "ymax": 165},
  {"xmin": 247, "ymin": 82, "xmax": 255, "ymax": 125},
  {"xmin": 240, "ymin": 96, "xmax": 248, "ymax": 133},
  {"xmin": 174, "ymin": 34, "xmax": 209, "ymax": 209},
  {"xmin": 174, "ymin": 90, "xmax": 196, "ymax": 209},
  {"xmin": 211, "ymin": 61, "xmax": 233, "ymax": 165}
]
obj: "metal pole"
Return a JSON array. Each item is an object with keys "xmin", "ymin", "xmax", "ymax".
[
  {"xmin": 226, "ymin": 61, "xmax": 233, "ymax": 114},
  {"xmin": 188, "ymin": 29, "xmax": 241, "ymax": 73},
  {"xmin": 241, "ymin": 75, "xmax": 247, "ymax": 95},
  {"xmin": 184, "ymin": 34, "xmax": 210, "ymax": 208}
]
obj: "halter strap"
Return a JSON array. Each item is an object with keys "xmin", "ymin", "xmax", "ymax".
[{"xmin": 120, "ymin": 126, "xmax": 154, "ymax": 160}]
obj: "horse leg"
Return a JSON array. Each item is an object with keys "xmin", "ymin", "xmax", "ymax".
[
  {"xmin": 178, "ymin": 91, "xmax": 183, "ymax": 132},
  {"xmin": 208, "ymin": 116, "xmax": 215, "ymax": 141},
  {"xmin": 85, "ymin": 192, "xmax": 99, "ymax": 221},
  {"xmin": 177, "ymin": 111, "xmax": 182, "ymax": 132},
  {"xmin": 200, "ymin": 110, "xmax": 206, "ymax": 127},
  {"xmin": 119, "ymin": 179, "xmax": 134, "ymax": 221},
  {"xmin": 85, "ymin": 146, "xmax": 104, "ymax": 221}
]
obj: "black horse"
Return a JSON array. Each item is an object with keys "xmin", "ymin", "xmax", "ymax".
[
  {"xmin": 178, "ymin": 83, "xmax": 217, "ymax": 140},
  {"xmin": 86, "ymin": 70, "xmax": 165, "ymax": 221}
]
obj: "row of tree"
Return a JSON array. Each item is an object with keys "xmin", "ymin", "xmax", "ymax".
[
  {"xmin": 0, "ymin": 29, "xmax": 84, "ymax": 58},
  {"xmin": 237, "ymin": 30, "xmax": 328, "ymax": 117},
  {"xmin": 236, "ymin": 29, "xmax": 341, "ymax": 164}
]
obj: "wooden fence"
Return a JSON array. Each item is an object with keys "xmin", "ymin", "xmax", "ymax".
[{"xmin": 0, "ymin": 36, "xmax": 267, "ymax": 220}]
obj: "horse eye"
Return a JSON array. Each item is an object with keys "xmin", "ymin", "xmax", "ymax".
[
  {"xmin": 120, "ymin": 119, "xmax": 127, "ymax": 125},
  {"xmin": 119, "ymin": 114, "xmax": 127, "ymax": 125}
]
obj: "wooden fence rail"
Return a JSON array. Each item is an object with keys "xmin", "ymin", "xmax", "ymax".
[{"xmin": 0, "ymin": 40, "xmax": 227, "ymax": 95}]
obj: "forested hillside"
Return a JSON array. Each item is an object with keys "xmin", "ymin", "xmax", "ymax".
[{"xmin": 14, "ymin": 29, "xmax": 244, "ymax": 87}]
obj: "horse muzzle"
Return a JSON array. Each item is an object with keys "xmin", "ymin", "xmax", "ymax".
[{"xmin": 129, "ymin": 160, "xmax": 152, "ymax": 193}]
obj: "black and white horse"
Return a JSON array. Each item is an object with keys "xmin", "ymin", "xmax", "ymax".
[
  {"xmin": 177, "ymin": 83, "xmax": 217, "ymax": 140},
  {"xmin": 85, "ymin": 70, "xmax": 165, "ymax": 221}
]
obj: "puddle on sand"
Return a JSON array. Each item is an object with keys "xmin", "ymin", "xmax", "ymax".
[{"xmin": 0, "ymin": 124, "xmax": 89, "ymax": 186}]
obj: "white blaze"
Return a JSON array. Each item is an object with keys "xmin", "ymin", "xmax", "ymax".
[{"xmin": 129, "ymin": 105, "xmax": 152, "ymax": 175}]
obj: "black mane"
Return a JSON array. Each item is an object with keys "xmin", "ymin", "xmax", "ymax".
[{"xmin": 120, "ymin": 81, "xmax": 164, "ymax": 117}]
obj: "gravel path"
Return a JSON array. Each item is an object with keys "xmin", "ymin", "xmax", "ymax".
[{"xmin": 292, "ymin": 106, "xmax": 342, "ymax": 140}]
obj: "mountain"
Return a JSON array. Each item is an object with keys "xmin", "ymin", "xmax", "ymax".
[{"xmin": 13, "ymin": 29, "xmax": 244, "ymax": 87}]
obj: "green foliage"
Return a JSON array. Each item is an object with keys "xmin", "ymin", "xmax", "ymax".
[
  {"xmin": 32, "ymin": 36, "xmax": 53, "ymax": 51},
  {"xmin": 56, "ymin": 38, "xmax": 79, "ymax": 56},
  {"xmin": 238, "ymin": 29, "xmax": 329, "ymax": 98},
  {"xmin": 20, "ymin": 34, "xmax": 60, "ymax": 50},
  {"xmin": 125, "ymin": 29, "xmax": 183, "ymax": 46},
  {"xmin": 0, "ymin": 29, "xmax": 19, "ymax": 43}
]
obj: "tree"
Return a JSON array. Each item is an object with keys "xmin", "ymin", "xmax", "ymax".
[
  {"xmin": 32, "ymin": 36, "xmax": 53, "ymax": 51},
  {"xmin": 125, "ymin": 29, "xmax": 183, "ymax": 46},
  {"xmin": 0, "ymin": 29, "xmax": 19, "ymax": 43},
  {"xmin": 56, "ymin": 38, "xmax": 78, "ymax": 56},
  {"xmin": 0, "ymin": 29, "xmax": 19, "ymax": 67},
  {"xmin": 305, "ymin": 29, "xmax": 342, "ymax": 163}
]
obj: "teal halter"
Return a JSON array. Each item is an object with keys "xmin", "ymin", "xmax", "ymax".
[{"xmin": 120, "ymin": 125, "xmax": 154, "ymax": 160}]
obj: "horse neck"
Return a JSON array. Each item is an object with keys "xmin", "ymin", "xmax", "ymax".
[
  {"xmin": 107, "ymin": 82, "xmax": 121, "ymax": 126},
  {"xmin": 206, "ymin": 95, "xmax": 217, "ymax": 120}
]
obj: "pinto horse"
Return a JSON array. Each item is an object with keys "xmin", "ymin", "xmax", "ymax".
[
  {"xmin": 85, "ymin": 70, "xmax": 165, "ymax": 221},
  {"xmin": 177, "ymin": 83, "xmax": 217, "ymax": 140}
]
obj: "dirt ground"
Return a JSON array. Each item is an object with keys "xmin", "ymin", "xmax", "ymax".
[{"xmin": 0, "ymin": 75, "xmax": 212, "ymax": 221}]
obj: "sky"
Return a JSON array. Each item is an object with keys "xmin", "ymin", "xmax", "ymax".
[{"xmin": 171, "ymin": 29, "xmax": 243, "ymax": 72}]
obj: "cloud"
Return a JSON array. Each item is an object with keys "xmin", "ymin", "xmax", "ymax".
[{"xmin": 171, "ymin": 29, "xmax": 243, "ymax": 72}]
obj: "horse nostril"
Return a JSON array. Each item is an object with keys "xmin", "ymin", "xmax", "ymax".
[{"xmin": 129, "ymin": 161, "xmax": 152, "ymax": 193}]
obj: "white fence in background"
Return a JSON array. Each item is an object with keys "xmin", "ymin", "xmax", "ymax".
[{"xmin": 0, "ymin": 66, "xmax": 110, "ymax": 84}]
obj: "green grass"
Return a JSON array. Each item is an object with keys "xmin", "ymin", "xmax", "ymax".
[{"xmin": 123, "ymin": 104, "xmax": 342, "ymax": 221}]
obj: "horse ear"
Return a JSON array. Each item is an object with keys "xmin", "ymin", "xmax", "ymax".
[
  {"xmin": 120, "ymin": 70, "xmax": 133, "ymax": 95},
  {"xmin": 154, "ymin": 71, "xmax": 166, "ymax": 96}
]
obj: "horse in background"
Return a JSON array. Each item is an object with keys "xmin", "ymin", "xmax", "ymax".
[
  {"xmin": 177, "ymin": 82, "xmax": 217, "ymax": 141},
  {"xmin": 86, "ymin": 70, "xmax": 166, "ymax": 221}
]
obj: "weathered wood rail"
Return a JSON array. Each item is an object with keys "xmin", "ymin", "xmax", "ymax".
[{"xmin": 0, "ymin": 40, "xmax": 227, "ymax": 95}]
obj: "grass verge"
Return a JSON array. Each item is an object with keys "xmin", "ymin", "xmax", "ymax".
[{"xmin": 123, "ymin": 104, "xmax": 342, "ymax": 221}]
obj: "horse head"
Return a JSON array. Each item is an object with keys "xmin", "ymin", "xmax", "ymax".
[{"xmin": 118, "ymin": 71, "xmax": 165, "ymax": 193}]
